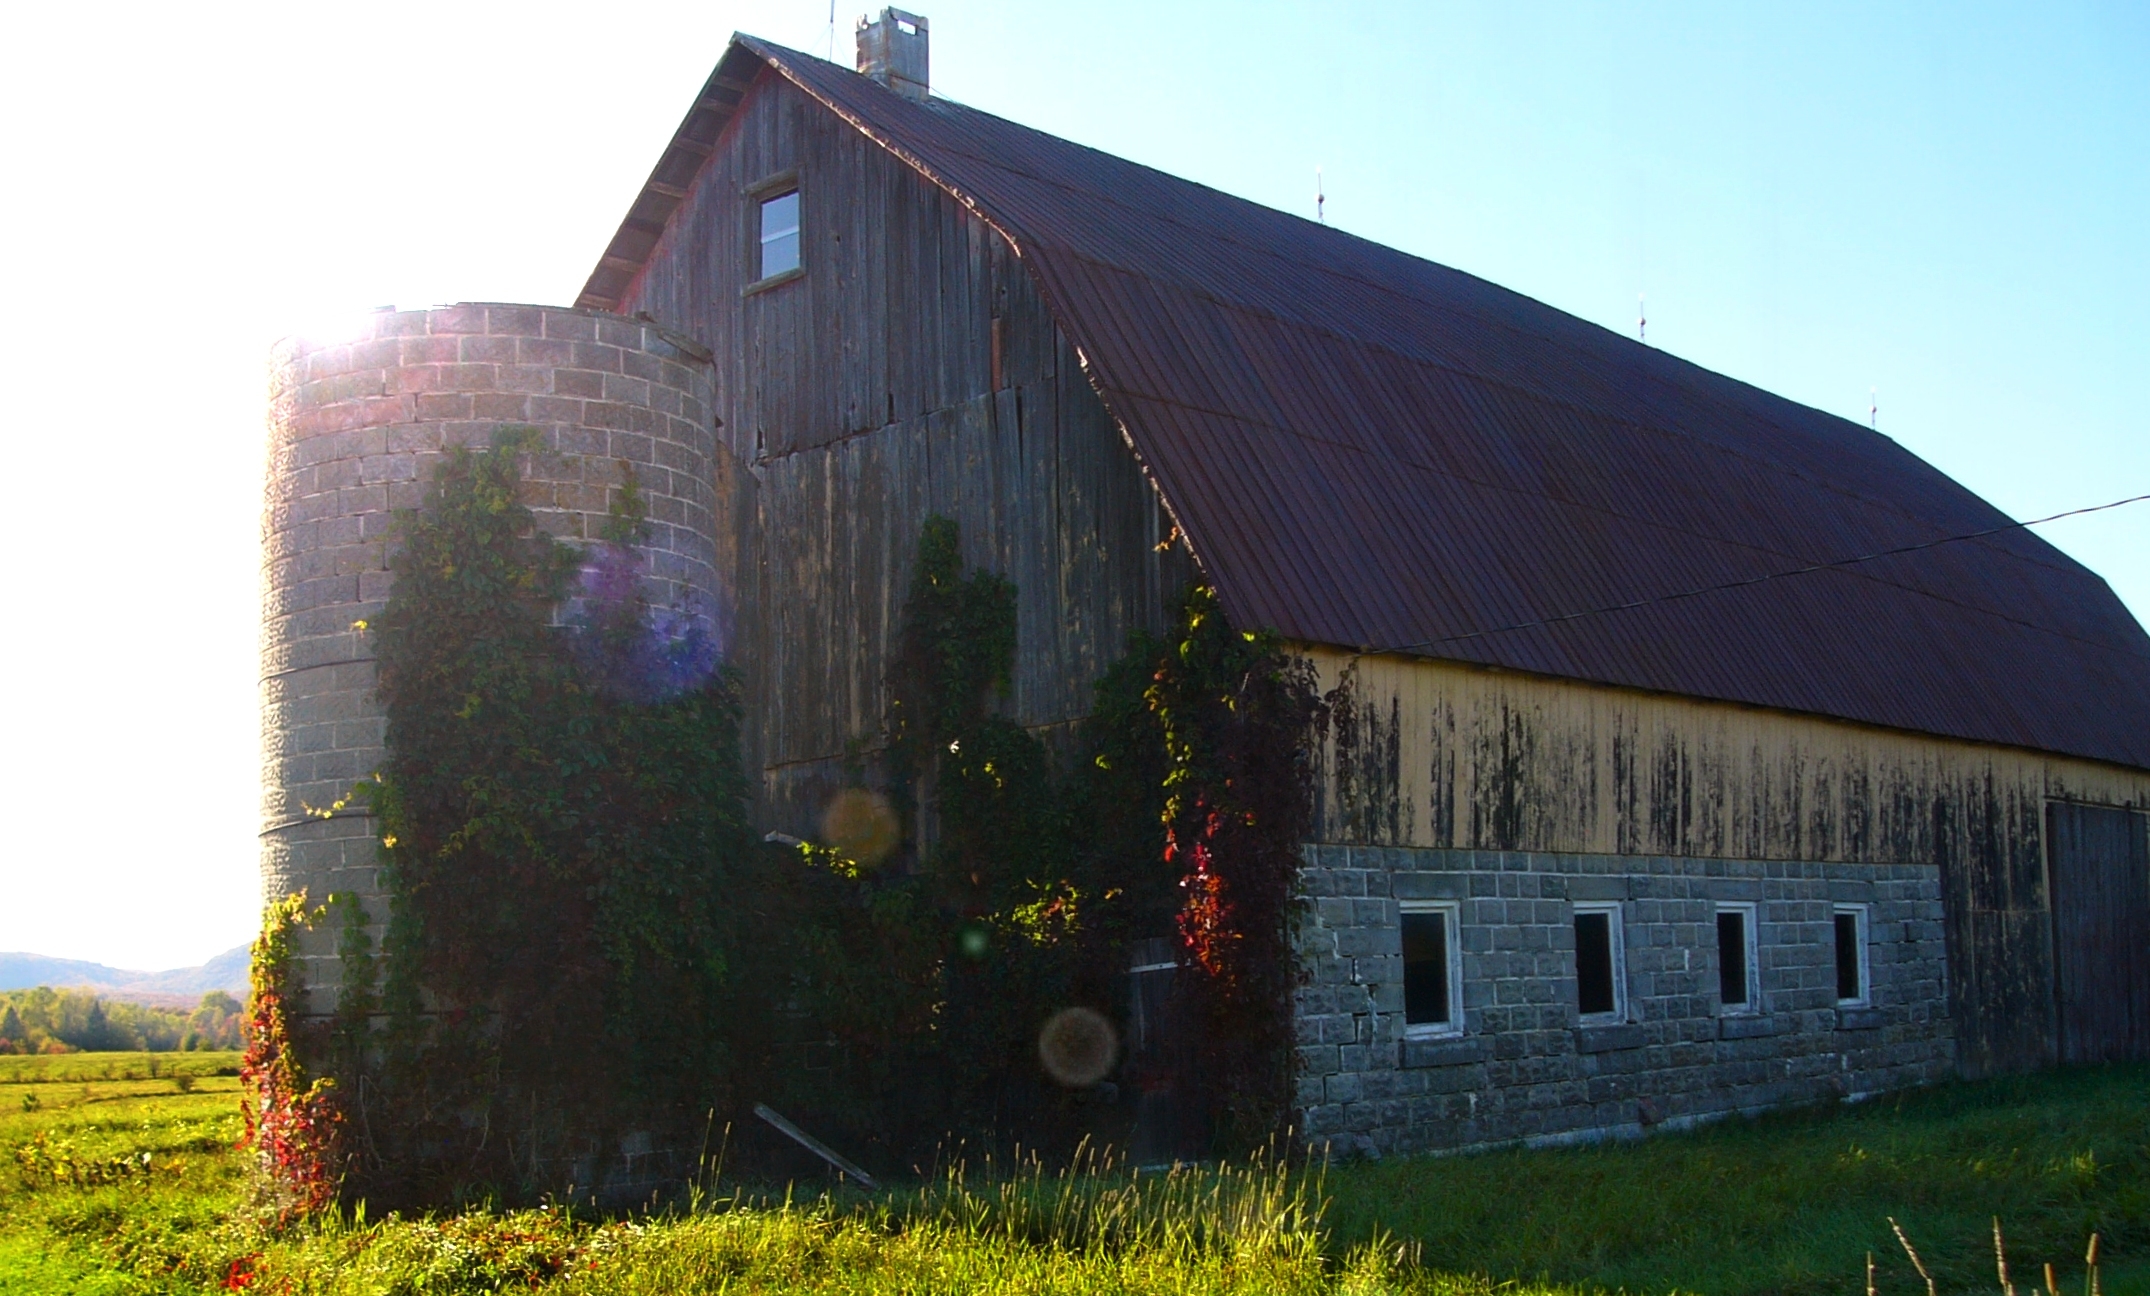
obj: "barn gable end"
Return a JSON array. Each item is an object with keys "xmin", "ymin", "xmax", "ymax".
[{"xmin": 610, "ymin": 64, "xmax": 1194, "ymax": 832}]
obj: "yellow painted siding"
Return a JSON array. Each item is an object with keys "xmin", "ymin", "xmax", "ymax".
[{"xmin": 1306, "ymin": 647, "xmax": 2150, "ymax": 864}]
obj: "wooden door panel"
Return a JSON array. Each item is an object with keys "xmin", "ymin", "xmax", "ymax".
[{"xmin": 2047, "ymin": 802, "xmax": 2150, "ymax": 1064}]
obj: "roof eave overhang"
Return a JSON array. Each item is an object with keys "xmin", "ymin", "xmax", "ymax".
[{"xmin": 575, "ymin": 39, "xmax": 769, "ymax": 312}]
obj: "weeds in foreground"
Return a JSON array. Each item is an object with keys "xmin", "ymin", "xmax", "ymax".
[
  {"xmin": 849, "ymin": 1138, "xmax": 1326, "ymax": 1258},
  {"xmin": 12, "ymin": 1131, "xmax": 169, "ymax": 1188},
  {"xmin": 1882, "ymin": 1217, "xmax": 2106, "ymax": 1296},
  {"xmin": 229, "ymin": 1146, "xmax": 1377, "ymax": 1296},
  {"xmin": 239, "ymin": 1202, "xmax": 1452, "ymax": 1296},
  {"xmin": 3, "ymin": 1054, "xmax": 2148, "ymax": 1294}
]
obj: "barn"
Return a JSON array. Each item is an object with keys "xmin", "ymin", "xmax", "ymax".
[{"xmin": 566, "ymin": 11, "xmax": 2150, "ymax": 1155}]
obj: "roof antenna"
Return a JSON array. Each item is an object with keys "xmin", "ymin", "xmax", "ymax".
[
  {"xmin": 1316, "ymin": 166, "xmax": 1326, "ymax": 224},
  {"xmin": 1870, "ymin": 386, "xmax": 1878, "ymax": 430},
  {"xmin": 1637, "ymin": 292, "xmax": 1647, "ymax": 343},
  {"xmin": 825, "ymin": 0, "xmax": 837, "ymax": 59}
]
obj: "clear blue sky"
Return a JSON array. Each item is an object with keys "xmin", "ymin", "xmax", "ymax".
[{"xmin": 0, "ymin": 1, "xmax": 2142, "ymax": 968}]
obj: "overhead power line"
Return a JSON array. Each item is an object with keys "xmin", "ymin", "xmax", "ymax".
[{"xmin": 1369, "ymin": 490, "xmax": 2150, "ymax": 658}]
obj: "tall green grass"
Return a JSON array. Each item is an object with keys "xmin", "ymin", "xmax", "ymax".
[
  {"xmin": 3, "ymin": 1053, "xmax": 2146, "ymax": 1294},
  {"xmin": 243, "ymin": 1188, "xmax": 1430, "ymax": 1296},
  {"xmin": 1323, "ymin": 1064, "xmax": 2150, "ymax": 1296},
  {"xmin": 856, "ymin": 1140, "xmax": 1324, "ymax": 1257},
  {"xmin": 232, "ymin": 1145, "xmax": 1421, "ymax": 1295}
]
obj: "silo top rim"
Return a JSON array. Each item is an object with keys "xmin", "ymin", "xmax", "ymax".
[{"xmin": 270, "ymin": 302, "xmax": 712, "ymax": 365}]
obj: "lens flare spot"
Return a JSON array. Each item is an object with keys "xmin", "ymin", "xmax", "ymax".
[
  {"xmin": 821, "ymin": 788, "xmax": 899, "ymax": 868},
  {"xmin": 567, "ymin": 539, "xmax": 723, "ymax": 703},
  {"xmin": 1037, "ymin": 1007, "xmax": 1118, "ymax": 1088},
  {"xmin": 958, "ymin": 925, "xmax": 991, "ymax": 960}
]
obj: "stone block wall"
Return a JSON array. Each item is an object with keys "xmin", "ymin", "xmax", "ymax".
[
  {"xmin": 1294, "ymin": 845, "xmax": 1953, "ymax": 1156},
  {"xmin": 260, "ymin": 304, "xmax": 720, "ymax": 1014}
]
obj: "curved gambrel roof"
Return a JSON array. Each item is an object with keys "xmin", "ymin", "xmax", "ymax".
[{"xmin": 582, "ymin": 37, "xmax": 2150, "ymax": 772}]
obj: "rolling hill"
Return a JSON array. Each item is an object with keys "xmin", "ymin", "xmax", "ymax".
[{"xmin": 0, "ymin": 946, "xmax": 249, "ymax": 1004}]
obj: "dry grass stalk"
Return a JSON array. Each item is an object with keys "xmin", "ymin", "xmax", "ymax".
[
  {"xmin": 1875, "ymin": 1218, "xmax": 2104, "ymax": 1296},
  {"xmin": 1889, "ymin": 1217, "xmax": 1937, "ymax": 1296}
]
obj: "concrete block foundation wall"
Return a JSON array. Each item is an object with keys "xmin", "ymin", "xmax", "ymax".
[
  {"xmin": 260, "ymin": 304, "xmax": 720, "ymax": 1015},
  {"xmin": 1294, "ymin": 845, "xmax": 1954, "ymax": 1156}
]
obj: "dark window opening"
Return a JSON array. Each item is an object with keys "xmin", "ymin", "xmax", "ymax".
[
  {"xmin": 1401, "ymin": 911, "xmax": 1451, "ymax": 1027},
  {"xmin": 1834, "ymin": 911, "xmax": 1863, "ymax": 1002},
  {"xmin": 1575, "ymin": 911, "xmax": 1615, "ymax": 1016},
  {"xmin": 1717, "ymin": 910, "xmax": 1749, "ymax": 1006},
  {"xmin": 759, "ymin": 190, "xmax": 801, "ymax": 279}
]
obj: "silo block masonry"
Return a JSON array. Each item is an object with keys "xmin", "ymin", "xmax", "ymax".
[{"xmin": 260, "ymin": 304, "xmax": 723, "ymax": 1015}]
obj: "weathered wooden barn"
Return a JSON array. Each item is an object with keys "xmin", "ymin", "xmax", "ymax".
[{"xmin": 575, "ymin": 11, "xmax": 2150, "ymax": 1154}]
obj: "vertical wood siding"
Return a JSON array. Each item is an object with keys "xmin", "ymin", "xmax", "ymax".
[
  {"xmin": 618, "ymin": 72, "xmax": 1192, "ymax": 830},
  {"xmin": 2047, "ymin": 803, "xmax": 2150, "ymax": 1063},
  {"xmin": 1306, "ymin": 647, "xmax": 2150, "ymax": 1075}
]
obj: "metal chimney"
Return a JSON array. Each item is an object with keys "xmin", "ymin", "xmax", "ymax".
[{"xmin": 857, "ymin": 8, "xmax": 929, "ymax": 101}]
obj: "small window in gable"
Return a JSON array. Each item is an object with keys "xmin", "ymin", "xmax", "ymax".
[
  {"xmin": 1573, "ymin": 903, "xmax": 1625, "ymax": 1022},
  {"xmin": 1400, "ymin": 902, "xmax": 1461, "ymax": 1036},
  {"xmin": 1716, "ymin": 903, "xmax": 1758, "ymax": 1012},
  {"xmin": 1833, "ymin": 904, "xmax": 1870, "ymax": 1006},
  {"xmin": 759, "ymin": 189, "xmax": 801, "ymax": 279}
]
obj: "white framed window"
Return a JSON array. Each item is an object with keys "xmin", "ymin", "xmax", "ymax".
[
  {"xmin": 1572, "ymin": 902, "xmax": 1627, "ymax": 1023},
  {"xmin": 758, "ymin": 189, "xmax": 801, "ymax": 279},
  {"xmin": 1832, "ymin": 904, "xmax": 1871, "ymax": 1007},
  {"xmin": 1399, "ymin": 901, "xmax": 1462, "ymax": 1037},
  {"xmin": 1715, "ymin": 902, "xmax": 1759, "ymax": 1013}
]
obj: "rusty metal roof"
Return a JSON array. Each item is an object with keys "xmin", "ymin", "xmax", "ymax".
[{"xmin": 583, "ymin": 38, "xmax": 2150, "ymax": 771}]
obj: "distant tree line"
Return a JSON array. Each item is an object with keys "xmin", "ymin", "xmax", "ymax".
[{"xmin": 0, "ymin": 986, "xmax": 242, "ymax": 1054}]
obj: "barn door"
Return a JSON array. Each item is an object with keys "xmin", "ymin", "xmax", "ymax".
[{"xmin": 2047, "ymin": 802, "xmax": 2150, "ymax": 1063}]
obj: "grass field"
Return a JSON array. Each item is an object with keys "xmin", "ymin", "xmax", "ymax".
[
  {"xmin": 1327, "ymin": 1065, "xmax": 2150, "ymax": 1296},
  {"xmin": 0, "ymin": 1051, "xmax": 248, "ymax": 1295},
  {"xmin": 3, "ymin": 1052, "xmax": 2146, "ymax": 1294},
  {"xmin": 0, "ymin": 1052, "xmax": 240, "ymax": 1085}
]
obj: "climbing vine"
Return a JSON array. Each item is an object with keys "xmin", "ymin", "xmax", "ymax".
[
  {"xmin": 327, "ymin": 890, "xmax": 374, "ymax": 1077},
  {"xmin": 780, "ymin": 520, "xmax": 1319, "ymax": 1161},
  {"xmin": 240, "ymin": 892, "xmax": 342, "ymax": 1222},
  {"xmin": 1147, "ymin": 586, "xmax": 1322, "ymax": 1147},
  {"xmin": 339, "ymin": 430, "xmax": 753, "ymax": 1207},
  {"xmin": 748, "ymin": 517, "xmax": 1095, "ymax": 1159},
  {"xmin": 292, "ymin": 458, "xmax": 1318, "ymax": 1202}
]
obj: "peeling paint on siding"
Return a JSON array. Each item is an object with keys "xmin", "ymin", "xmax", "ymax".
[{"xmin": 1303, "ymin": 647, "xmax": 2150, "ymax": 1075}]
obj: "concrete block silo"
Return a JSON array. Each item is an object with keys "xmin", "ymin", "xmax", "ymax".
[{"xmin": 260, "ymin": 304, "xmax": 722, "ymax": 1014}]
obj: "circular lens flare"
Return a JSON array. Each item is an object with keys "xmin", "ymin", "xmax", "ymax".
[
  {"xmin": 821, "ymin": 788, "xmax": 899, "ymax": 868},
  {"xmin": 1037, "ymin": 1007, "xmax": 1118, "ymax": 1088}
]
